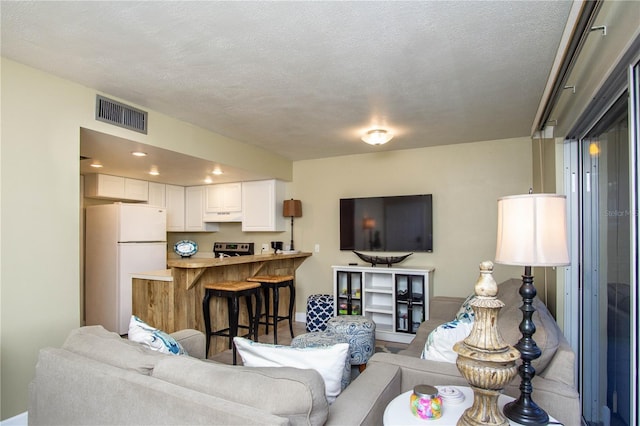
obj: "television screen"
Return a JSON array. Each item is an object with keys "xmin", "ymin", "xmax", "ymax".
[{"xmin": 340, "ymin": 194, "xmax": 433, "ymax": 252}]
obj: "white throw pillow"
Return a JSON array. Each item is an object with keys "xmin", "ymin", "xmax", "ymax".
[
  {"xmin": 233, "ymin": 337, "xmax": 349, "ymax": 404},
  {"xmin": 421, "ymin": 319, "xmax": 473, "ymax": 363},
  {"xmin": 128, "ymin": 316, "xmax": 186, "ymax": 355}
]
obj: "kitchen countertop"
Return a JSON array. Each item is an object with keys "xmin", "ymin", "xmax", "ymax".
[
  {"xmin": 167, "ymin": 252, "xmax": 312, "ymax": 269},
  {"xmin": 130, "ymin": 269, "xmax": 173, "ymax": 282}
]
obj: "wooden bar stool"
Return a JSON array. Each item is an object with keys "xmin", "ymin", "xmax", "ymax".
[
  {"xmin": 202, "ymin": 281, "xmax": 262, "ymax": 364},
  {"xmin": 246, "ymin": 274, "xmax": 295, "ymax": 344}
]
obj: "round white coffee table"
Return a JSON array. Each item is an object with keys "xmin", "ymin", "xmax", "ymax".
[{"xmin": 383, "ymin": 386, "xmax": 557, "ymax": 425}]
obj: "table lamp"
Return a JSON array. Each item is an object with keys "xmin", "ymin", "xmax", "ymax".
[
  {"xmin": 283, "ymin": 199, "xmax": 302, "ymax": 251},
  {"xmin": 495, "ymin": 192, "xmax": 570, "ymax": 425}
]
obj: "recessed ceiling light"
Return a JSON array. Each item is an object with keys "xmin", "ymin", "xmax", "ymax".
[
  {"xmin": 131, "ymin": 151, "xmax": 147, "ymax": 157},
  {"xmin": 149, "ymin": 167, "xmax": 159, "ymax": 176},
  {"xmin": 204, "ymin": 177, "xmax": 213, "ymax": 184},
  {"xmin": 90, "ymin": 162, "xmax": 103, "ymax": 168},
  {"xmin": 212, "ymin": 168, "xmax": 223, "ymax": 175},
  {"xmin": 361, "ymin": 129, "xmax": 393, "ymax": 145}
]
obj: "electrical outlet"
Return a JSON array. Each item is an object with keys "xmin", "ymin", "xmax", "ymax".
[
  {"xmin": 314, "ymin": 244, "xmax": 320, "ymax": 253},
  {"xmin": 261, "ymin": 243, "xmax": 269, "ymax": 252}
]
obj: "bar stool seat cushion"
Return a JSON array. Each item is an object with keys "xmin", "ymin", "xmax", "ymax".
[
  {"xmin": 203, "ymin": 281, "xmax": 261, "ymax": 291},
  {"xmin": 291, "ymin": 331, "xmax": 351, "ymax": 390},
  {"xmin": 246, "ymin": 275, "xmax": 295, "ymax": 283},
  {"xmin": 326, "ymin": 316, "xmax": 376, "ymax": 366},
  {"xmin": 233, "ymin": 337, "xmax": 349, "ymax": 404}
]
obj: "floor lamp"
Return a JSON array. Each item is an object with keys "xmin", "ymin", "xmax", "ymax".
[
  {"xmin": 495, "ymin": 193, "xmax": 570, "ymax": 425},
  {"xmin": 283, "ymin": 199, "xmax": 302, "ymax": 251}
]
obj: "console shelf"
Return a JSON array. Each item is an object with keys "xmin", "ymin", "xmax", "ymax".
[{"xmin": 332, "ymin": 265, "xmax": 434, "ymax": 344}]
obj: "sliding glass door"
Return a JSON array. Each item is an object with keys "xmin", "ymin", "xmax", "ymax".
[{"xmin": 580, "ymin": 93, "xmax": 631, "ymax": 426}]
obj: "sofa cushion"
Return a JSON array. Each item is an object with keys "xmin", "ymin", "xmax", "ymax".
[
  {"xmin": 152, "ymin": 355, "xmax": 329, "ymax": 426},
  {"xmin": 234, "ymin": 337, "xmax": 349, "ymax": 404},
  {"xmin": 62, "ymin": 325, "xmax": 166, "ymax": 375},
  {"xmin": 128, "ymin": 315, "xmax": 186, "ymax": 355}
]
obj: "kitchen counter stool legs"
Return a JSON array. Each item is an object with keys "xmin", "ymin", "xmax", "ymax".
[
  {"xmin": 246, "ymin": 275, "xmax": 295, "ymax": 345},
  {"xmin": 202, "ymin": 281, "xmax": 262, "ymax": 364}
]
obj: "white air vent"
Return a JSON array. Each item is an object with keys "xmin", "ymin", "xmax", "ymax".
[{"xmin": 95, "ymin": 95, "xmax": 148, "ymax": 134}]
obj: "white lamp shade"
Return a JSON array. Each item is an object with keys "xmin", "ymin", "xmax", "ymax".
[{"xmin": 495, "ymin": 194, "xmax": 570, "ymax": 267}]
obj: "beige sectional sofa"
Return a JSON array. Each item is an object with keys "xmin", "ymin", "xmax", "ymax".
[
  {"xmin": 375, "ymin": 278, "xmax": 581, "ymax": 426},
  {"xmin": 29, "ymin": 279, "xmax": 579, "ymax": 425}
]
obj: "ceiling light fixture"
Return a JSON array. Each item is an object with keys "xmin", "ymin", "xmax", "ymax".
[
  {"xmin": 131, "ymin": 151, "xmax": 147, "ymax": 157},
  {"xmin": 212, "ymin": 168, "xmax": 223, "ymax": 175},
  {"xmin": 90, "ymin": 162, "xmax": 103, "ymax": 168},
  {"xmin": 204, "ymin": 177, "xmax": 213, "ymax": 184},
  {"xmin": 361, "ymin": 129, "xmax": 393, "ymax": 145},
  {"xmin": 149, "ymin": 167, "xmax": 159, "ymax": 176}
]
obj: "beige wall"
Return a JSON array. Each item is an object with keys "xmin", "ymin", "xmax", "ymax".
[
  {"xmin": 288, "ymin": 139, "xmax": 532, "ymax": 312},
  {"xmin": 0, "ymin": 58, "xmax": 292, "ymax": 419},
  {"xmin": 173, "ymin": 139, "xmax": 532, "ymax": 316}
]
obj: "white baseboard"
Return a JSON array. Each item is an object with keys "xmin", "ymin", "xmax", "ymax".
[
  {"xmin": 295, "ymin": 312, "xmax": 306, "ymax": 323},
  {"xmin": 1, "ymin": 412, "xmax": 27, "ymax": 426}
]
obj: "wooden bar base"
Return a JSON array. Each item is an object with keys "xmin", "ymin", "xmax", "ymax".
[{"xmin": 133, "ymin": 252, "xmax": 311, "ymax": 356}]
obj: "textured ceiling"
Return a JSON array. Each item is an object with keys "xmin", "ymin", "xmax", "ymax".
[{"xmin": 2, "ymin": 1, "xmax": 572, "ymax": 165}]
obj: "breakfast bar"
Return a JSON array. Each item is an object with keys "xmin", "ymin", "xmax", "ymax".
[{"xmin": 132, "ymin": 252, "xmax": 312, "ymax": 356}]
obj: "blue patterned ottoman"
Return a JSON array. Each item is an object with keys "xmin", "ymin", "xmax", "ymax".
[
  {"xmin": 290, "ymin": 331, "xmax": 351, "ymax": 389},
  {"xmin": 306, "ymin": 294, "xmax": 334, "ymax": 332},
  {"xmin": 326, "ymin": 315, "xmax": 376, "ymax": 368}
]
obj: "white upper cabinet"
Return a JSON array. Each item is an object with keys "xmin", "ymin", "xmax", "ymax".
[
  {"xmin": 124, "ymin": 178, "xmax": 149, "ymax": 201},
  {"xmin": 165, "ymin": 185, "xmax": 185, "ymax": 232},
  {"xmin": 164, "ymin": 185, "xmax": 218, "ymax": 232},
  {"xmin": 203, "ymin": 183, "xmax": 242, "ymax": 222},
  {"xmin": 84, "ymin": 173, "xmax": 148, "ymax": 202},
  {"xmin": 242, "ymin": 180, "xmax": 286, "ymax": 232},
  {"xmin": 147, "ymin": 182, "xmax": 166, "ymax": 207},
  {"xmin": 185, "ymin": 186, "xmax": 219, "ymax": 232}
]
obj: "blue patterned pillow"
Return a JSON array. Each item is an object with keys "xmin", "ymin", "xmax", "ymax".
[
  {"xmin": 455, "ymin": 293, "xmax": 476, "ymax": 323},
  {"xmin": 128, "ymin": 316, "xmax": 186, "ymax": 355}
]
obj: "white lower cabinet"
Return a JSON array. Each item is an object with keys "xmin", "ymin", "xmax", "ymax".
[{"xmin": 332, "ymin": 265, "xmax": 434, "ymax": 344}]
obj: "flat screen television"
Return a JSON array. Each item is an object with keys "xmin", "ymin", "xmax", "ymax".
[{"xmin": 340, "ymin": 194, "xmax": 433, "ymax": 252}]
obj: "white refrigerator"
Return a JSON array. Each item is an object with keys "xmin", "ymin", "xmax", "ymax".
[{"xmin": 85, "ymin": 202, "xmax": 167, "ymax": 335}]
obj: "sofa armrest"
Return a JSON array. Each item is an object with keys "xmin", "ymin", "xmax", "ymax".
[
  {"xmin": 326, "ymin": 361, "xmax": 401, "ymax": 426},
  {"xmin": 171, "ymin": 329, "xmax": 206, "ymax": 359},
  {"xmin": 369, "ymin": 352, "xmax": 468, "ymax": 391}
]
